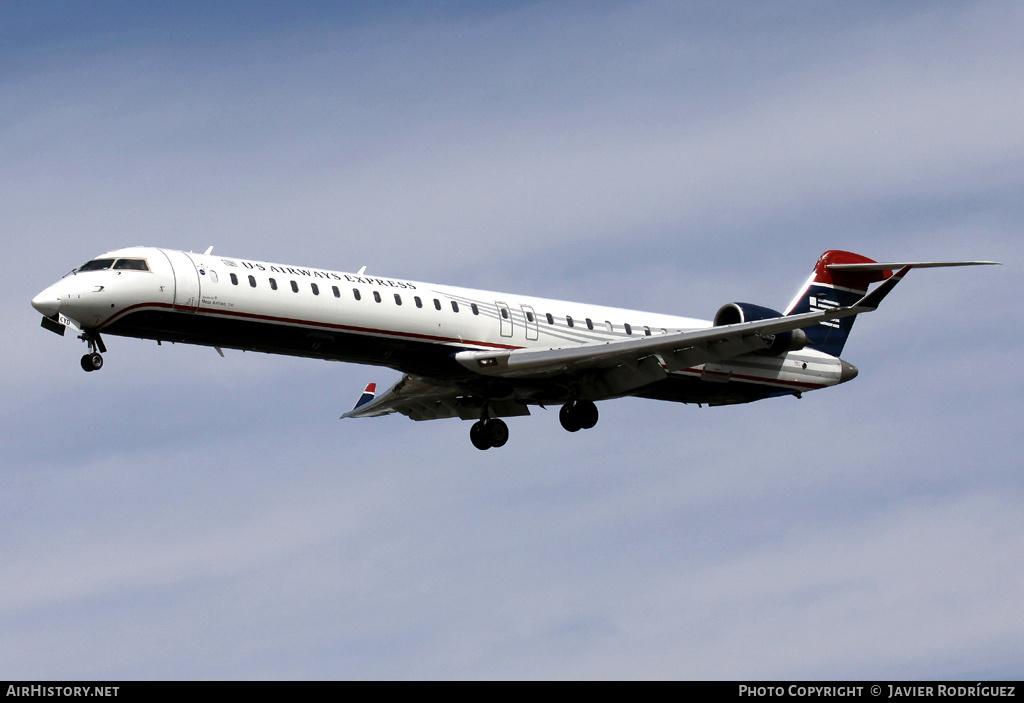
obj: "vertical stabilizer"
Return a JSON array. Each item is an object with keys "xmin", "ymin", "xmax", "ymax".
[{"xmin": 784, "ymin": 251, "xmax": 892, "ymax": 356}]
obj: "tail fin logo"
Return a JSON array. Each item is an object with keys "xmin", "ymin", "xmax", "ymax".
[{"xmin": 807, "ymin": 295, "xmax": 841, "ymax": 328}]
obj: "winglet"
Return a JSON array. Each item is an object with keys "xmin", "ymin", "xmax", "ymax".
[{"xmin": 352, "ymin": 383, "xmax": 377, "ymax": 412}]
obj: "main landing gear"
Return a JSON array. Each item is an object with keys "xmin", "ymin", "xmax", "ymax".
[
  {"xmin": 470, "ymin": 418, "xmax": 509, "ymax": 450},
  {"xmin": 79, "ymin": 330, "xmax": 106, "ymax": 373},
  {"xmin": 468, "ymin": 400, "xmax": 600, "ymax": 449},
  {"xmin": 559, "ymin": 399, "xmax": 598, "ymax": 432}
]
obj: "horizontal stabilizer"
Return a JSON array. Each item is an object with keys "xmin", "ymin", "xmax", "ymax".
[
  {"xmin": 784, "ymin": 252, "xmax": 1001, "ymax": 355},
  {"xmin": 829, "ymin": 260, "xmax": 1000, "ymax": 272}
]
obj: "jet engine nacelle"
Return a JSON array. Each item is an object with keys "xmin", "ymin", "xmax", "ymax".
[{"xmin": 713, "ymin": 302, "xmax": 809, "ymax": 355}]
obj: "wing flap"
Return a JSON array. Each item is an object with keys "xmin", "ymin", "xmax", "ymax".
[
  {"xmin": 343, "ymin": 375, "xmax": 530, "ymax": 421},
  {"xmin": 343, "ymin": 375, "xmax": 457, "ymax": 420}
]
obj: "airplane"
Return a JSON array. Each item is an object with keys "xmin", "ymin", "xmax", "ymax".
[{"xmin": 31, "ymin": 247, "xmax": 998, "ymax": 449}]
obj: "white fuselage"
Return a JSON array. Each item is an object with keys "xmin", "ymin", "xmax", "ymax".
[{"xmin": 33, "ymin": 246, "xmax": 847, "ymax": 404}]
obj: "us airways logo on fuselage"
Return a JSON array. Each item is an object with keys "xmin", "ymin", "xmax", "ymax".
[{"xmin": 220, "ymin": 259, "xmax": 417, "ymax": 290}]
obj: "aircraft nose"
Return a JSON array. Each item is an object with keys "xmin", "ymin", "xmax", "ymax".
[{"xmin": 32, "ymin": 286, "xmax": 61, "ymax": 317}]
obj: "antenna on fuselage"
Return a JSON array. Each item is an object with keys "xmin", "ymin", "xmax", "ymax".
[
  {"xmin": 357, "ymin": 265, "xmax": 367, "ymax": 275},
  {"xmin": 203, "ymin": 246, "xmax": 214, "ymax": 255}
]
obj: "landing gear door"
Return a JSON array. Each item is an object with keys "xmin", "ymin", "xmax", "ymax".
[
  {"xmin": 495, "ymin": 301, "xmax": 513, "ymax": 338},
  {"xmin": 158, "ymin": 249, "xmax": 201, "ymax": 312}
]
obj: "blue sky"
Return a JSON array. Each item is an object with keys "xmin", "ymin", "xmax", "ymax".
[{"xmin": 2, "ymin": 1, "xmax": 1021, "ymax": 679}]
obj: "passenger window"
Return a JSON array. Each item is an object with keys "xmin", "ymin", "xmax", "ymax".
[
  {"xmin": 394, "ymin": 294, "xmax": 402, "ymax": 305},
  {"xmin": 586, "ymin": 318, "xmax": 593, "ymax": 330},
  {"xmin": 311, "ymin": 283, "xmax": 319, "ymax": 295},
  {"xmin": 333, "ymin": 286, "xmax": 340, "ymax": 298},
  {"xmin": 566, "ymin": 316, "xmax": 574, "ymax": 327},
  {"xmin": 644, "ymin": 326, "xmax": 651, "ymax": 336},
  {"xmin": 451, "ymin": 301, "xmax": 459, "ymax": 313},
  {"xmin": 373, "ymin": 291, "xmax": 381, "ymax": 303},
  {"xmin": 248, "ymin": 275, "xmax": 257, "ymax": 288},
  {"xmin": 471, "ymin": 303, "xmax": 479, "ymax": 315},
  {"xmin": 269, "ymin": 278, "xmax": 278, "ymax": 290},
  {"xmin": 546, "ymin": 313, "xmax": 554, "ymax": 325},
  {"xmin": 624, "ymin": 323, "xmax": 632, "ymax": 335},
  {"xmin": 500, "ymin": 308, "xmax": 508, "ymax": 319},
  {"xmin": 526, "ymin": 311, "xmax": 535, "ymax": 322},
  {"xmin": 353, "ymin": 289, "xmax": 361, "ymax": 301},
  {"xmin": 290, "ymin": 281, "xmax": 298, "ymax": 293},
  {"xmin": 230, "ymin": 273, "xmax": 239, "ymax": 285},
  {"xmin": 434, "ymin": 299, "xmax": 442, "ymax": 310},
  {"xmin": 414, "ymin": 296, "xmax": 423, "ymax": 308}
]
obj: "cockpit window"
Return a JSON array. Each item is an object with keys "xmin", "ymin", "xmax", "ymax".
[
  {"xmin": 78, "ymin": 258, "xmax": 115, "ymax": 272},
  {"xmin": 113, "ymin": 258, "xmax": 150, "ymax": 271}
]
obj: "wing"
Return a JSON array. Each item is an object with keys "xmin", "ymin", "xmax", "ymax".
[
  {"xmin": 342, "ymin": 374, "xmax": 531, "ymax": 421},
  {"xmin": 452, "ymin": 266, "xmax": 912, "ymax": 389},
  {"xmin": 344, "ymin": 261, "xmax": 996, "ymax": 418}
]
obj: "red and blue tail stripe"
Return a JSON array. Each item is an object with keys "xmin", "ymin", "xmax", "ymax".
[{"xmin": 784, "ymin": 250, "xmax": 892, "ymax": 356}]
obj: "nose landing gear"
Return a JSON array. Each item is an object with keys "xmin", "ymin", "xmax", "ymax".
[{"xmin": 78, "ymin": 330, "xmax": 107, "ymax": 372}]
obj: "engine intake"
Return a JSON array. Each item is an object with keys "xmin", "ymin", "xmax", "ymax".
[{"xmin": 714, "ymin": 302, "xmax": 809, "ymax": 355}]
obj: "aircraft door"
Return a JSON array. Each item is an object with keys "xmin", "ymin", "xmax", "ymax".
[
  {"xmin": 521, "ymin": 305, "xmax": 538, "ymax": 341},
  {"xmin": 496, "ymin": 301, "xmax": 513, "ymax": 337},
  {"xmin": 157, "ymin": 249, "xmax": 201, "ymax": 312}
]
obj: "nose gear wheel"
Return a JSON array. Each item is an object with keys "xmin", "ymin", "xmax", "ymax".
[{"xmin": 80, "ymin": 352, "xmax": 103, "ymax": 372}]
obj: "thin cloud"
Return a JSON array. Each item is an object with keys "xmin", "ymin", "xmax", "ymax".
[{"xmin": 2, "ymin": 1, "xmax": 1021, "ymax": 679}]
